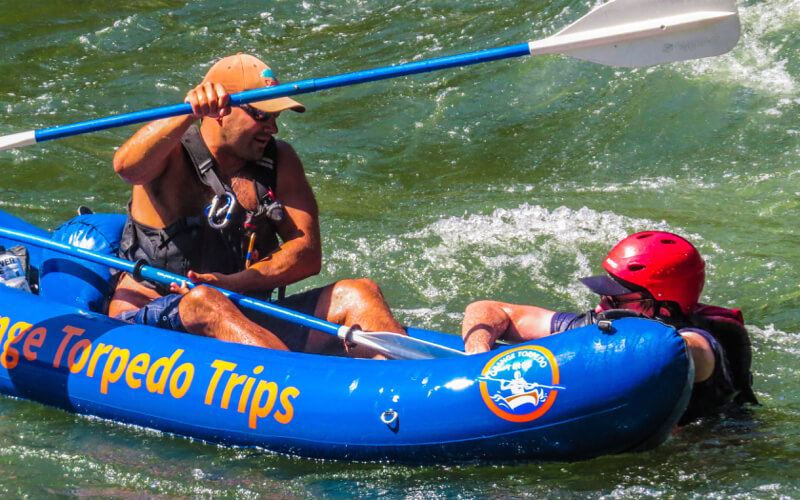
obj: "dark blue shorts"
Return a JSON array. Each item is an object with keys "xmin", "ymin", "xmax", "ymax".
[
  {"xmin": 115, "ymin": 293, "xmax": 187, "ymax": 332},
  {"xmin": 114, "ymin": 286, "xmax": 325, "ymax": 353},
  {"xmin": 243, "ymin": 286, "xmax": 325, "ymax": 352}
]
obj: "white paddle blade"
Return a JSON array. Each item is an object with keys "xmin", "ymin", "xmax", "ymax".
[
  {"xmin": 343, "ymin": 328, "xmax": 466, "ymax": 360},
  {"xmin": 530, "ymin": 0, "xmax": 740, "ymax": 67},
  {"xmin": 0, "ymin": 130, "xmax": 36, "ymax": 152}
]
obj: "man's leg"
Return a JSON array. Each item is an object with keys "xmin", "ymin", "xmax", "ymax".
[
  {"xmin": 178, "ymin": 286, "xmax": 288, "ymax": 350},
  {"xmin": 112, "ymin": 274, "xmax": 288, "ymax": 350},
  {"xmin": 304, "ymin": 278, "xmax": 406, "ymax": 357}
]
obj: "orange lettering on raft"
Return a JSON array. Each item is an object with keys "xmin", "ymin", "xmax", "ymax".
[
  {"xmin": 236, "ymin": 365, "xmax": 264, "ymax": 413},
  {"xmin": 68, "ymin": 339, "xmax": 92, "ymax": 373},
  {"xmin": 222, "ymin": 373, "xmax": 248, "ymax": 410},
  {"xmin": 206, "ymin": 359, "xmax": 236, "ymax": 405},
  {"xmin": 248, "ymin": 380, "xmax": 278, "ymax": 429},
  {"xmin": 121, "ymin": 349, "xmax": 192, "ymax": 398},
  {"xmin": 1, "ymin": 320, "xmax": 31, "ymax": 370},
  {"xmin": 54, "ymin": 326, "xmax": 85, "ymax": 369},
  {"xmin": 0, "ymin": 317, "xmax": 300, "ymax": 425},
  {"xmin": 169, "ymin": 362, "xmax": 194, "ymax": 398},
  {"xmin": 23, "ymin": 327, "xmax": 46, "ymax": 361},
  {"xmin": 274, "ymin": 386, "xmax": 300, "ymax": 424},
  {"xmin": 49, "ymin": 327, "xmax": 194, "ymax": 398},
  {"xmin": 100, "ymin": 347, "xmax": 130, "ymax": 394},
  {"xmin": 87, "ymin": 343, "xmax": 113, "ymax": 377},
  {"xmin": 205, "ymin": 360, "xmax": 300, "ymax": 428},
  {"xmin": 0, "ymin": 319, "xmax": 46, "ymax": 369},
  {"xmin": 125, "ymin": 353, "xmax": 150, "ymax": 389},
  {"xmin": 237, "ymin": 376, "xmax": 257, "ymax": 413},
  {"xmin": 145, "ymin": 349, "xmax": 185, "ymax": 395},
  {"xmin": 0, "ymin": 318, "xmax": 11, "ymax": 367}
]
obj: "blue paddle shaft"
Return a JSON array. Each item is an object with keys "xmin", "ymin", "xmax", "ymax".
[
  {"xmin": 34, "ymin": 43, "xmax": 531, "ymax": 143},
  {"xmin": 0, "ymin": 227, "xmax": 337, "ymax": 336},
  {"xmin": 0, "ymin": 226, "xmax": 470, "ymax": 360}
]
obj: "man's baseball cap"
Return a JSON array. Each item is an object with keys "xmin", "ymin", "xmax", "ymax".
[{"xmin": 203, "ymin": 53, "xmax": 305, "ymax": 113}]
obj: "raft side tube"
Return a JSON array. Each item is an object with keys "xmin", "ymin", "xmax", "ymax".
[{"xmin": 0, "ymin": 286, "xmax": 690, "ymax": 463}]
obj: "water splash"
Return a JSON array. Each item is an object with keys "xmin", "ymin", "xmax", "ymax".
[
  {"xmin": 324, "ymin": 203, "xmax": 705, "ymax": 324},
  {"xmin": 682, "ymin": 0, "xmax": 799, "ymax": 95}
]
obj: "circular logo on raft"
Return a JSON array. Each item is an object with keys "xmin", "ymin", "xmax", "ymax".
[{"xmin": 479, "ymin": 345, "xmax": 565, "ymax": 422}]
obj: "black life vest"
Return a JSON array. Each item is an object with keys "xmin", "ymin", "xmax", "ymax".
[
  {"xmin": 561, "ymin": 305, "xmax": 757, "ymax": 424},
  {"xmin": 688, "ymin": 303, "xmax": 758, "ymax": 406},
  {"xmin": 602, "ymin": 304, "xmax": 758, "ymax": 408},
  {"xmin": 118, "ymin": 125, "xmax": 282, "ymax": 286}
]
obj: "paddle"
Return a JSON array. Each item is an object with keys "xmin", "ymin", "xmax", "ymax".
[
  {"xmin": 0, "ymin": 0, "xmax": 740, "ymax": 152},
  {"xmin": 0, "ymin": 226, "xmax": 465, "ymax": 360}
]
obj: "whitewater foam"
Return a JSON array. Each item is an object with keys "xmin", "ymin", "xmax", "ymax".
[
  {"xmin": 323, "ymin": 203, "xmax": 711, "ymax": 319},
  {"xmin": 682, "ymin": 1, "xmax": 799, "ymax": 95}
]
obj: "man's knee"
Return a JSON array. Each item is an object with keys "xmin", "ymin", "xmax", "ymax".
[
  {"xmin": 179, "ymin": 286, "xmax": 230, "ymax": 327},
  {"xmin": 325, "ymin": 278, "xmax": 390, "ymax": 322},
  {"xmin": 334, "ymin": 278, "xmax": 383, "ymax": 301},
  {"xmin": 183, "ymin": 285, "xmax": 226, "ymax": 306},
  {"xmin": 464, "ymin": 301, "xmax": 495, "ymax": 318}
]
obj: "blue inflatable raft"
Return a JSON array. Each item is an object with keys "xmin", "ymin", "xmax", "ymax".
[{"xmin": 0, "ymin": 208, "xmax": 692, "ymax": 463}]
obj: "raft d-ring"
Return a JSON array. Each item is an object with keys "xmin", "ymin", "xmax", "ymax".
[{"xmin": 380, "ymin": 410, "xmax": 398, "ymax": 425}]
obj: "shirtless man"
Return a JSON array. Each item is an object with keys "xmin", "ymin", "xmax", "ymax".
[{"xmin": 108, "ymin": 53, "xmax": 405, "ymax": 356}]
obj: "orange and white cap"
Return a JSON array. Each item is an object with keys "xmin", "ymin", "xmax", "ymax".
[{"xmin": 203, "ymin": 53, "xmax": 305, "ymax": 113}]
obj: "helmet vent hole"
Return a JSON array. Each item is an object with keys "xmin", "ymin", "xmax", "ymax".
[
  {"xmin": 636, "ymin": 234, "xmax": 652, "ymax": 240},
  {"xmin": 628, "ymin": 264, "xmax": 646, "ymax": 271},
  {"xmin": 661, "ymin": 239, "xmax": 676, "ymax": 244}
]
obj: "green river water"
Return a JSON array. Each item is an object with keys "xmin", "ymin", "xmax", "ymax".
[{"xmin": 0, "ymin": 0, "xmax": 798, "ymax": 498}]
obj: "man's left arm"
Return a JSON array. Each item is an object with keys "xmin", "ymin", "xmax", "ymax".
[
  {"xmin": 189, "ymin": 141, "xmax": 322, "ymax": 292},
  {"xmin": 680, "ymin": 330, "xmax": 716, "ymax": 382}
]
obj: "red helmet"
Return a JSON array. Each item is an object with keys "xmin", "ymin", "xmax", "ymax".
[
  {"xmin": 581, "ymin": 231, "xmax": 706, "ymax": 314},
  {"xmin": 600, "ymin": 231, "xmax": 705, "ymax": 314}
]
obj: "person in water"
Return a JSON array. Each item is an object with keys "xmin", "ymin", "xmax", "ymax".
[
  {"xmin": 108, "ymin": 53, "xmax": 405, "ymax": 356},
  {"xmin": 461, "ymin": 231, "xmax": 757, "ymax": 423}
]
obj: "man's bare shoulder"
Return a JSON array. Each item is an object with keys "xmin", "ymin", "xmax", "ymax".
[
  {"xmin": 132, "ymin": 146, "xmax": 207, "ymax": 225},
  {"xmin": 274, "ymin": 139, "xmax": 303, "ymax": 168}
]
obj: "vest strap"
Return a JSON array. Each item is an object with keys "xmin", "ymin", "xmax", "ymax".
[{"xmin": 181, "ymin": 125, "xmax": 229, "ymax": 197}]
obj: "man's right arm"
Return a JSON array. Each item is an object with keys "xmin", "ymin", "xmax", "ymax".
[
  {"xmin": 113, "ymin": 82, "xmax": 230, "ymax": 185},
  {"xmin": 113, "ymin": 115, "xmax": 197, "ymax": 185},
  {"xmin": 461, "ymin": 300, "xmax": 556, "ymax": 354}
]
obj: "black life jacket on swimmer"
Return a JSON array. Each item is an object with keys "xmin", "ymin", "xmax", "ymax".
[
  {"xmin": 599, "ymin": 304, "xmax": 757, "ymax": 407},
  {"xmin": 118, "ymin": 125, "xmax": 283, "ymax": 290},
  {"xmin": 688, "ymin": 303, "xmax": 759, "ymax": 406},
  {"xmin": 567, "ymin": 303, "xmax": 757, "ymax": 423}
]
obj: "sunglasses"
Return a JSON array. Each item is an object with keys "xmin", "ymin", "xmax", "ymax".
[
  {"xmin": 602, "ymin": 292, "xmax": 654, "ymax": 310},
  {"xmin": 239, "ymin": 104, "xmax": 280, "ymax": 122}
]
